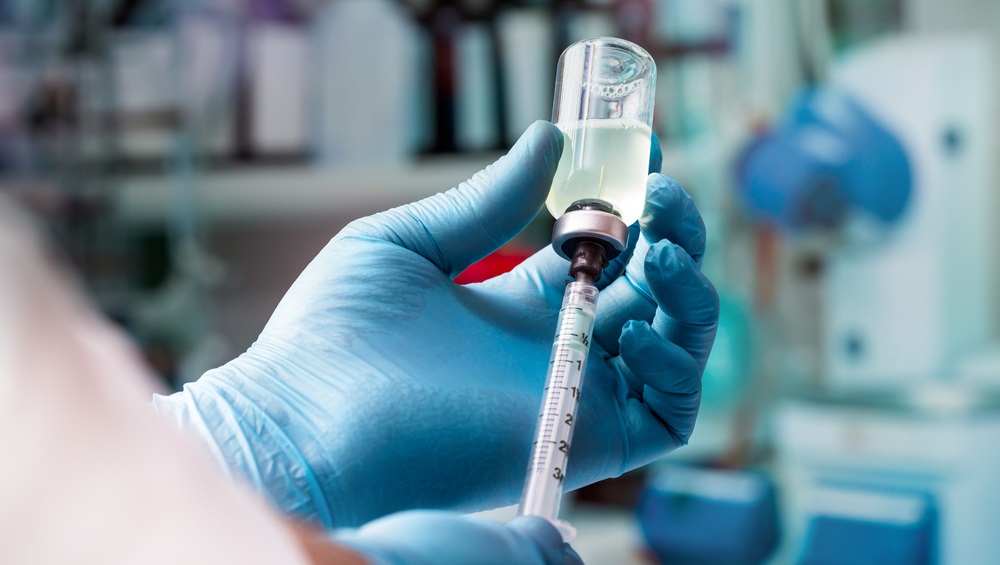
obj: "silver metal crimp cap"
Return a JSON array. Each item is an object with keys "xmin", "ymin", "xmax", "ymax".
[{"xmin": 551, "ymin": 200, "xmax": 630, "ymax": 261}]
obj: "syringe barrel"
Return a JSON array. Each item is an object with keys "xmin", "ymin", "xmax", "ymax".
[{"xmin": 518, "ymin": 281, "xmax": 599, "ymax": 521}]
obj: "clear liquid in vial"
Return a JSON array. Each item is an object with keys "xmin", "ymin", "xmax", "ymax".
[{"xmin": 546, "ymin": 118, "xmax": 653, "ymax": 225}]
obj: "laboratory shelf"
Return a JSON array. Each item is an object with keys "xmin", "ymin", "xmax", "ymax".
[
  {"xmin": 113, "ymin": 140, "xmax": 685, "ymax": 227},
  {"xmin": 114, "ymin": 155, "xmax": 499, "ymax": 225}
]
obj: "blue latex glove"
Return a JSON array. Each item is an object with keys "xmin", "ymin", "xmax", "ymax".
[
  {"xmin": 335, "ymin": 512, "xmax": 581, "ymax": 565},
  {"xmin": 153, "ymin": 121, "xmax": 719, "ymax": 528}
]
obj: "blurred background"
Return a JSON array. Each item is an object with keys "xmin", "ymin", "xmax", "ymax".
[{"xmin": 3, "ymin": 0, "xmax": 1000, "ymax": 563}]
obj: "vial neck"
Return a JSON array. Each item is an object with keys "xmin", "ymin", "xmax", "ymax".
[{"xmin": 568, "ymin": 240, "xmax": 608, "ymax": 285}]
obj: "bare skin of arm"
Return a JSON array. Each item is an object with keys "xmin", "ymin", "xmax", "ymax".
[
  {"xmin": 287, "ymin": 521, "xmax": 369, "ymax": 565},
  {"xmin": 0, "ymin": 197, "xmax": 366, "ymax": 564}
]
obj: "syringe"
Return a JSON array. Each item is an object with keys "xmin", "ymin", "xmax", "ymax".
[
  {"xmin": 519, "ymin": 277, "xmax": 597, "ymax": 522},
  {"xmin": 518, "ymin": 36, "xmax": 656, "ymax": 541},
  {"xmin": 517, "ymin": 203, "xmax": 629, "ymax": 541}
]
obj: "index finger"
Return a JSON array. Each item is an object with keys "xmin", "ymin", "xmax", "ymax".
[{"xmin": 593, "ymin": 175, "xmax": 708, "ymax": 354}]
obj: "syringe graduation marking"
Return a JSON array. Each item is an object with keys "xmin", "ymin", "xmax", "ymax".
[{"xmin": 518, "ymin": 282, "xmax": 599, "ymax": 520}]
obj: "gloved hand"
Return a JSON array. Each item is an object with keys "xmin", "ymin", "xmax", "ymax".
[
  {"xmin": 153, "ymin": 121, "xmax": 719, "ymax": 528},
  {"xmin": 335, "ymin": 512, "xmax": 581, "ymax": 565}
]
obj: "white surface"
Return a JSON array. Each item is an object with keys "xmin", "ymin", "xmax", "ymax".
[
  {"xmin": 565, "ymin": 507, "xmax": 648, "ymax": 565},
  {"xmin": 106, "ymin": 31, "xmax": 175, "ymax": 114},
  {"xmin": 806, "ymin": 486, "xmax": 928, "ymax": 525},
  {"xmin": 824, "ymin": 35, "xmax": 997, "ymax": 387},
  {"xmin": 251, "ymin": 25, "xmax": 307, "ymax": 153},
  {"xmin": 457, "ymin": 24, "xmax": 501, "ymax": 152},
  {"xmin": 115, "ymin": 138, "xmax": 680, "ymax": 227},
  {"xmin": 776, "ymin": 400, "xmax": 1000, "ymax": 565},
  {"xmin": 114, "ymin": 156, "xmax": 496, "ymax": 225},
  {"xmin": 310, "ymin": 0, "xmax": 419, "ymax": 166},
  {"xmin": 956, "ymin": 342, "xmax": 1000, "ymax": 385},
  {"xmin": 649, "ymin": 464, "xmax": 765, "ymax": 504},
  {"xmin": 498, "ymin": 10, "xmax": 554, "ymax": 144},
  {"xmin": 471, "ymin": 505, "xmax": 648, "ymax": 565}
]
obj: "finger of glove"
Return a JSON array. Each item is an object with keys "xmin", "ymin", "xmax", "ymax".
[
  {"xmin": 593, "ymin": 175, "xmax": 707, "ymax": 353},
  {"xmin": 618, "ymin": 319, "xmax": 701, "ymax": 446},
  {"xmin": 639, "ymin": 175, "xmax": 705, "ymax": 261},
  {"xmin": 508, "ymin": 516, "xmax": 584, "ymax": 565},
  {"xmin": 345, "ymin": 120, "xmax": 563, "ymax": 278},
  {"xmin": 618, "ymin": 319, "xmax": 701, "ymax": 398},
  {"xmin": 339, "ymin": 511, "xmax": 577, "ymax": 565},
  {"xmin": 646, "ymin": 241, "xmax": 720, "ymax": 373},
  {"xmin": 649, "ymin": 131, "xmax": 663, "ymax": 174}
]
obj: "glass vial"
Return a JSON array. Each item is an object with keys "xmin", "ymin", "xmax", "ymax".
[{"xmin": 546, "ymin": 37, "xmax": 657, "ymax": 225}]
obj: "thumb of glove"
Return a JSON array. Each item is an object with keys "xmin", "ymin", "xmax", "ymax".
[{"xmin": 346, "ymin": 120, "xmax": 564, "ymax": 278}]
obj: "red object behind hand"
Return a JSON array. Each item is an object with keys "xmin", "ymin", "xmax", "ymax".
[{"xmin": 454, "ymin": 246, "xmax": 537, "ymax": 284}]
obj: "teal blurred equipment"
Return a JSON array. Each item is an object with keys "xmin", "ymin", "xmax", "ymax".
[
  {"xmin": 777, "ymin": 386, "xmax": 1000, "ymax": 565},
  {"xmin": 679, "ymin": 292, "xmax": 756, "ymax": 459},
  {"xmin": 637, "ymin": 465, "xmax": 779, "ymax": 565},
  {"xmin": 700, "ymin": 293, "xmax": 754, "ymax": 412},
  {"xmin": 798, "ymin": 486, "xmax": 936, "ymax": 565}
]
